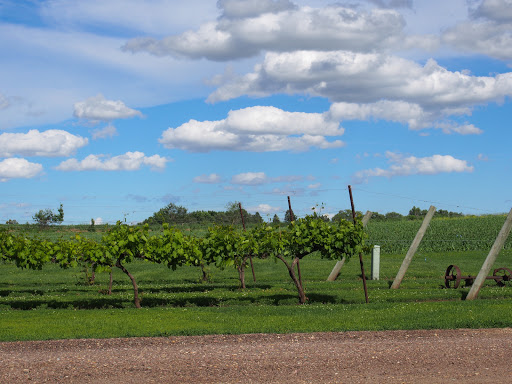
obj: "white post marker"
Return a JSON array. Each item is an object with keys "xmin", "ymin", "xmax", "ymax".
[{"xmin": 371, "ymin": 245, "xmax": 380, "ymax": 280}]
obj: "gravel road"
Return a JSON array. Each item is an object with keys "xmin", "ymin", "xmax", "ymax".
[{"xmin": 1, "ymin": 328, "xmax": 510, "ymax": 383}]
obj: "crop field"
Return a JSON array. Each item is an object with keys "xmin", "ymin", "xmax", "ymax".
[{"xmin": 366, "ymin": 214, "xmax": 512, "ymax": 253}]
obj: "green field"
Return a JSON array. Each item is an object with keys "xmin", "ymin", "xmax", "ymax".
[{"xmin": 1, "ymin": 240, "xmax": 512, "ymax": 341}]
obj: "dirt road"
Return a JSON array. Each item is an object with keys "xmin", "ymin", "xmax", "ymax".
[{"xmin": 1, "ymin": 328, "xmax": 510, "ymax": 383}]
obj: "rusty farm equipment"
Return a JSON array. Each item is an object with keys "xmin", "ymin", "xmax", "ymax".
[{"xmin": 444, "ymin": 264, "xmax": 512, "ymax": 289}]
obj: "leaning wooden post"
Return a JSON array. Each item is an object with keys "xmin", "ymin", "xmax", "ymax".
[
  {"xmin": 327, "ymin": 210, "xmax": 372, "ymax": 281},
  {"xmin": 287, "ymin": 196, "xmax": 302, "ymax": 287},
  {"xmin": 348, "ymin": 186, "xmax": 369, "ymax": 303},
  {"xmin": 390, "ymin": 205, "xmax": 436, "ymax": 289},
  {"xmin": 466, "ymin": 208, "xmax": 512, "ymax": 300},
  {"xmin": 239, "ymin": 202, "xmax": 256, "ymax": 282}
]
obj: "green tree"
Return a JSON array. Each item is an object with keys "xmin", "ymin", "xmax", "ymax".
[
  {"xmin": 385, "ymin": 212, "xmax": 403, "ymax": 220},
  {"xmin": 272, "ymin": 214, "xmax": 281, "ymax": 225},
  {"xmin": 253, "ymin": 212, "xmax": 263, "ymax": 224},
  {"xmin": 332, "ymin": 209, "xmax": 362, "ymax": 222},
  {"xmin": 33, "ymin": 204, "xmax": 64, "ymax": 226},
  {"xmin": 284, "ymin": 209, "xmax": 295, "ymax": 222},
  {"xmin": 408, "ymin": 206, "xmax": 427, "ymax": 218},
  {"xmin": 144, "ymin": 203, "xmax": 188, "ymax": 225}
]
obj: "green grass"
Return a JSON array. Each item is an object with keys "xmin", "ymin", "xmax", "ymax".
[{"xmin": 1, "ymin": 247, "xmax": 512, "ymax": 341}]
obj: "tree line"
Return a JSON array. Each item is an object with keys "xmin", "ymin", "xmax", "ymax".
[{"xmin": 143, "ymin": 203, "xmax": 464, "ymax": 227}]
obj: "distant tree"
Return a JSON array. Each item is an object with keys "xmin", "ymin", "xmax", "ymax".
[
  {"xmin": 5, "ymin": 219, "xmax": 18, "ymax": 225},
  {"xmin": 272, "ymin": 214, "xmax": 281, "ymax": 225},
  {"xmin": 408, "ymin": 206, "xmax": 427, "ymax": 218},
  {"xmin": 436, "ymin": 209, "xmax": 464, "ymax": 218},
  {"xmin": 144, "ymin": 203, "xmax": 188, "ymax": 225},
  {"xmin": 284, "ymin": 209, "xmax": 296, "ymax": 222},
  {"xmin": 370, "ymin": 212, "xmax": 386, "ymax": 221},
  {"xmin": 253, "ymin": 212, "xmax": 263, "ymax": 224},
  {"xmin": 332, "ymin": 209, "xmax": 362, "ymax": 223},
  {"xmin": 385, "ymin": 211, "xmax": 403, "ymax": 220},
  {"xmin": 33, "ymin": 204, "xmax": 64, "ymax": 227},
  {"xmin": 88, "ymin": 218, "xmax": 96, "ymax": 232},
  {"xmin": 319, "ymin": 214, "xmax": 330, "ymax": 222}
]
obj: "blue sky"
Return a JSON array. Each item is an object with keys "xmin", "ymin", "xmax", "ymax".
[{"xmin": 1, "ymin": 0, "xmax": 512, "ymax": 224}]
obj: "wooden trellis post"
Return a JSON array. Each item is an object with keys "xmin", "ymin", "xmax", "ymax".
[
  {"xmin": 390, "ymin": 205, "xmax": 436, "ymax": 289},
  {"xmin": 466, "ymin": 208, "xmax": 512, "ymax": 300},
  {"xmin": 327, "ymin": 210, "xmax": 372, "ymax": 281}
]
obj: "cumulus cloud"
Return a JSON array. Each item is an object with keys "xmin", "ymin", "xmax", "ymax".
[
  {"xmin": 443, "ymin": 0, "xmax": 512, "ymax": 60},
  {"xmin": 472, "ymin": 0, "xmax": 512, "ymax": 23},
  {"xmin": 193, "ymin": 173, "xmax": 223, "ymax": 183},
  {"xmin": 208, "ymin": 51, "xmax": 511, "ymax": 134},
  {"xmin": 92, "ymin": 124, "xmax": 118, "ymax": 139},
  {"xmin": 219, "ymin": 0, "xmax": 296, "ymax": 19},
  {"xmin": 0, "ymin": 158, "xmax": 43, "ymax": 182},
  {"xmin": 209, "ymin": 51, "xmax": 512, "ymax": 105},
  {"xmin": 122, "ymin": 4, "xmax": 408, "ymax": 61},
  {"xmin": 328, "ymin": 100, "xmax": 483, "ymax": 134},
  {"xmin": 246, "ymin": 203, "xmax": 281, "ymax": 214},
  {"xmin": 328, "ymin": 100, "xmax": 431, "ymax": 130},
  {"xmin": 230, "ymin": 171, "xmax": 305, "ymax": 185},
  {"xmin": 231, "ymin": 172, "xmax": 268, "ymax": 185},
  {"xmin": 55, "ymin": 151, "xmax": 169, "ymax": 171},
  {"xmin": 352, "ymin": 152, "xmax": 474, "ymax": 183},
  {"xmin": 0, "ymin": 129, "xmax": 88, "ymax": 157},
  {"xmin": 159, "ymin": 105, "xmax": 344, "ymax": 152},
  {"xmin": 74, "ymin": 94, "xmax": 142, "ymax": 121}
]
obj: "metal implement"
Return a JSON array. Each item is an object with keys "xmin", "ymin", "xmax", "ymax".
[{"xmin": 444, "ymin": 264, "xmax": 512, "ymax": 289}]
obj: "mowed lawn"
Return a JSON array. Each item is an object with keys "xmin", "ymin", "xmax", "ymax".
[{"xmin": 1, "ymin": 247, "xmax": 512, "ymax": 341}]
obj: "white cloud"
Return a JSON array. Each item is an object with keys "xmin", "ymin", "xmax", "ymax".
[
  {"xmin": 308, "ymin": 183, "xmax": 321, "ymax": 189},
  {"xmin": 442, "ymin": 0, "xmax": 512, "ymax": 60},
  {"xmin": 159, "ymin": 105, "xmax": 344, "ymax": 152},
  {"xmin": 74, "ymin": 94, "xmax": 142, "ymax": 121},
  {"xmin": 231, "ymin": 172, "xmax": 268, "ymax": 185},
  {"xmin": 328, "ymin": 100, "xmax": 483, "ymax": 134},
  {"xmin": 123, "ymin": 4, "xmax": 407, "ymax": 61},
  {"xmin": 230, "ymin": 171, "xmax": 306, "ymax": 185},
  {"xmin": 434, "ymin": 122, "xmax": 483, "ymax": 135},
  {"xmin": 222, "ymin": 106, "xmax": 342, "ymax": 135},
  {"xmin": 353, "ymin": 151, "xmax": 474, "ymax": 183},
  {"xmin": 92, "ymin": 124, "xmax": 118, "ymax": 139},
  {"xmin": 94, "ymin": 217, "xmax": 104, "ymax": 225},
  {"xmin": 219, "ymin": 0, "xmax": 296, "ymax": 19},
  {"xmin": 443, "ymin": 21, "xmax": 512, "ymax": 61},
  {"xmin": 55, "ymin": 152, "xmax": 169, "ymax": 171},
  {"xmin": 0, "ymin": 129, "xmax": 88, "ymax": 157},
  {"xmin": 328, "ymin": 100, "xmax": 431, "ymax": 130},
  {"xmin": 0, "ymin": 158, "xmax": 43, "ymax": 182},
  {"xmin": 193, "ymin": 173, "xmax": 223, "ymax": 183},
  {"xmin": 472, "ymin": 0, "xmax": 512, "ymax": 23},
  {"xmin": 210, "ymin": 51, "xmax": 512, "ymax": 106},
  {"xmin": 208, "ymin": 51, "xmax": 512, "ymax": 134},
  {"xmin": 0, "ymin": 19, "xmax": 225, "ymax": 130},
  {"xmin": 246, "ymin": 203, "xmax": 281, "ymax": 214}
]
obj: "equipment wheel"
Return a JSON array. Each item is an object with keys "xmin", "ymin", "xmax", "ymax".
[{"xmin": 445, "ymin": 264, "xmax": 461, "ymax": 289}]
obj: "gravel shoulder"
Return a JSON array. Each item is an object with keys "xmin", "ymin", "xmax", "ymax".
[{"xmin": 1, "ymin": 328, "xmax": 511, "ymax": 383}]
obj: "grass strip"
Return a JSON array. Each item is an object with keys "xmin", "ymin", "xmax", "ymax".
[{"xmin": 2, "ymin": 299, "xmax": 511, "ymax": 342}]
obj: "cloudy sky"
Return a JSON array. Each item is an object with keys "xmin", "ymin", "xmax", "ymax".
[{"xmin": 1, "ymin": 0, "xmax": 512, "ymax": 224}]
